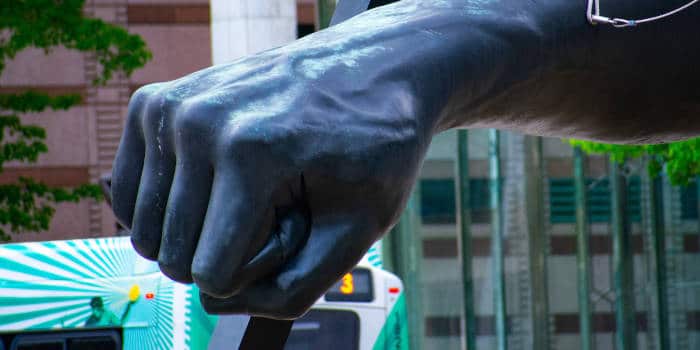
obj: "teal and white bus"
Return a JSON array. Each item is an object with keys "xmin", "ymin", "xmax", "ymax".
[{"xmin": 0, "ymin": 237, "xmax": 407, "ymax": 350}]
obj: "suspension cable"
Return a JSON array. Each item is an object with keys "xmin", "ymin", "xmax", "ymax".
[{"xmin": 587, "ymin": 0, "xmax": 699, "ymax": 27}]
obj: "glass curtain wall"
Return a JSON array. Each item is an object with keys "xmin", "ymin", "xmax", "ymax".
[{"xmin": 399, "ymin": 130, "xmax": 700, "ymax": 350}]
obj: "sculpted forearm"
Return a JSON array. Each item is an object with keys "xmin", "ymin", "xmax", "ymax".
[
  {"xmin": 321, "ymin": 0, "xmax": 700, "ymax": 143},
  {"xmin": 442, "ymin": 0, "xmax": 700, "ymax": 143}
]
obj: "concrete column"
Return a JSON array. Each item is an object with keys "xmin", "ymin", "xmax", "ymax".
[
  {"xmin": 610, "ymin": 159, "xmax": 637, "ymax": 350},
  {"xmin": 488, "ymin": 129, "xmax": 508, "ymax": 350},
  {"xmin": 573, "ymin": 147, "xmax": 593, "ymax": 350},
  {"xmin": 210, "ymin": 0, "xmax": 297, "ymax": 64},
  {"xmin": 456, "ymin": 130, "xmax": 476, "ymax": 350}
]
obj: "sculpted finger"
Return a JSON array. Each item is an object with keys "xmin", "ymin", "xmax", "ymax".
[
  {"xmin": 111, "ymin": 85, "xmax": 157, "ymax": 228},
  {"xmin": 157, "ymin": 158, "xmax": 213, "ymax": 283},
  {"xmin": 201, "ymin": 220, "xmax": 373, "ymax": 319},
  {"xmin": 191, "ymin": 168, "xmax": 275, "ymax": 298},
  {"xmin": 220, "ymin": 202, "xmax": 311, "ymax": 294},
  {"xmin": 129, "ymin": 92, "xmax": 177, "ymax": 260}
]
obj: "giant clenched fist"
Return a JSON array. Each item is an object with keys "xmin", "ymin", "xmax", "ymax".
[
  {"xmin": 112, "ymin": 0, "xmax": 700, "ymax": 319},
  {"xmin": 112, "ymin": 20, "xmax": 432, "ymax": 319}
]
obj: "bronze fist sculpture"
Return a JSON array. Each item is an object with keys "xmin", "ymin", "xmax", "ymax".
[{"xmin": 112, "ymin": 0, "xmax": 700, "ymax": 319}]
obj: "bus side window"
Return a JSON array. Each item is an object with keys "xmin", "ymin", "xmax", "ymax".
[
  {"xmin": 67, "ymin": 336, "xmax": 119, "ymax": 350},
  {"xmin": 15, "ymin": 341, "xmax": 62, "ymax": 350},
  {"xmin": 285, "ymin": 310, "xmax": 360, "ymax": 350},
  {"xmin": 10, "ymin": 330, "xmax": 121, "ymax": 350}
]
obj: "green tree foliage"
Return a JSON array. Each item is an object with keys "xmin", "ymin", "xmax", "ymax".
[
  {"xmin": 569, "ymin": 138, "xmax": 700, "ymax": 186},
  {"xmin": 0, "ymin": 0, "xmax": 151, "ymax": 241}
]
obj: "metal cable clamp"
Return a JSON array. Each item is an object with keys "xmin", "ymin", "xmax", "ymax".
[{"xmin": 587, "ymin": 0, "xmax": 699, "ymax": 27}]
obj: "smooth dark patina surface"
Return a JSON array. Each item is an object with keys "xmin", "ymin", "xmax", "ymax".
[{"xmin": 112, "ymin": 0, "xmax": 700, "ymax": 319}]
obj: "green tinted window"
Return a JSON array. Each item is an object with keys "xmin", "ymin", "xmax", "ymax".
[
  {"xmin": 549, "ymin": 177, "xmax": 641, "ymax": 223},
  {"xmin": 420, "ymin": 179, "xmax": 491, "ymax": 224},
  {"xmin": 681, "ymin": 182, "xmax": 698, "ymax": 220}
]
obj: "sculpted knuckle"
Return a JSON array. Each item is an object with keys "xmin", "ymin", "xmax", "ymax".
[
  {"xmin": 215, "ymin": 122, "xmax": 286, "ymax": 162},
  {"xmin": 129, "ymin": 236, "xmax": 158, "ymax": 261},
  {"xmin": 140, "ymin": 90, "xmax": 182, "ymax": 132},
  {"xmin": 142, "ymin": 92, "xmax": 166, "ymax": 124},
  {"xmin": 173, "ymin": 101, "xmax": 211, "ymax": 135},
  {"xmin": 191, "ymin": 264, "xmax": 234, "ymax": 298},
  {"xmin": 158, "ymin": 257, "xmax": 192, "ymax": 284},
  {"xmin": 216, "ymin": 132, "xmax": 258, "ymax": 162},
  {"xmin": 131, "ymin": 83, "xmax": 159, "ymax": 102},
  {"xmin": 223, "ymin": 129, "xmax": 261, "ymax": 149},
  {"xmin": 129, "ymin": 83, "xmax": 167, "ymax": 116},
  {"xmin": 128, "ymin": 85, "xmax": 154, "ymax": 110}
]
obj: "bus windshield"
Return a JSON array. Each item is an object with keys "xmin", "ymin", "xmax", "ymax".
[{"xmin": 285, "ymin": 310, "xmax": 359, "ymax": 350}]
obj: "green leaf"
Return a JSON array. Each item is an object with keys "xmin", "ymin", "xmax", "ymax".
[
  {"xmin": 569, "ymin": 138, "xmax": 700, "ymax": 186},
  {"xmin": 0, "ymin": 0, "xmax": 152, "ymax": 84},
  {"xmin": 0, "ymin": 178, "xmax": 102, "ymax": 241},
  {"xmin": 0, "ymin": 91, "xmax": 82, "ymax": 113},
  {"xmin": 0, "ymin": 0, "xmax": 150, "ymax": 240}
]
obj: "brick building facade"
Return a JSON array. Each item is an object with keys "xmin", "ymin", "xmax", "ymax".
[{"xmin": 2, "ymin": 0, "xmax": 313, "ymax": 242}]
